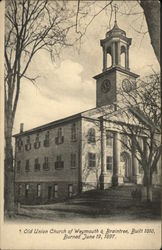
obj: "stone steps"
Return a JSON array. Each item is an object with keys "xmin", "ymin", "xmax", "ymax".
[{"xmin": 69, "ymin": 185, "xmax": 161, "ymax": 205}]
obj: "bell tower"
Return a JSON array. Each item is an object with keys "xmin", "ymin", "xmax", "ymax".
[{"xmin": 94, "ymin": 7, "xmax": 139, "ymax": 107}]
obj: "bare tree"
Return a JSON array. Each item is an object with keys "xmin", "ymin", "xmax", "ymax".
[
  {"xmin": 139, "ymin": 0, "xmax": 160, "ymax": 64},
  {"xmin": 101, "ymin": 73, "xmax": 161, "ymax": 202},
  {"xmin": 4, "ymin": 0, "xmax": 81, "ymax": 214}
]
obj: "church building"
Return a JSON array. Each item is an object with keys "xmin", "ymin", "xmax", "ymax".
[{"xmin": 14, "ymin": 19, "xmax": 161, "ymax": 204}]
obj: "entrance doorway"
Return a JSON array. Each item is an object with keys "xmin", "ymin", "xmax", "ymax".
[{"xmin": 120, "ymin": 151, "xmax": 132, "ymax": 182}]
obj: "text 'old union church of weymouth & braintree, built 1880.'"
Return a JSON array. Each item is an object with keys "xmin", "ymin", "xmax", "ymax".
[{"xmin": 13, "ymin": 17, "xmax": 161, "ymax": 204}]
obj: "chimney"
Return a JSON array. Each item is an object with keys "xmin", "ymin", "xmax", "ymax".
[{"xmin": 20, "ymin": 123, "xmax": 24, "ymax": 133}]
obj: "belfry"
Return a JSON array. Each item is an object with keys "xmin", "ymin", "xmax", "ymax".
[{"xmin": 94, "ymin": 9, "xmax": 139, "ymax": 107}]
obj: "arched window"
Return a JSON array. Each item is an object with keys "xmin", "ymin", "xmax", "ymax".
[
  {"xmin": 121, "ymin": 46, "xmax": 126, "ymax": 68},
  {"xmin": 107, "ymin": 53, "xmax": 112, "ymax": 68},
  {"xmin": 88, "ymin": 128, "xmax": 96, "ymax": 144}
]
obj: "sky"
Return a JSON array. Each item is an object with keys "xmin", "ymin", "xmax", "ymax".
[{"xmin": 13, "ymin": 1, "xmax": 160, "ymax": 134}]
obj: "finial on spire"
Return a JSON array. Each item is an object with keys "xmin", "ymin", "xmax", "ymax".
[{"xmin": 113, "ymin": 4, "xmax": 118, "ymax": 24}]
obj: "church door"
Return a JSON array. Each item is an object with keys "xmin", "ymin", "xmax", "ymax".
[{"xmin": 120, "ymin": 152, "xmax": 131, "ymax": 182}]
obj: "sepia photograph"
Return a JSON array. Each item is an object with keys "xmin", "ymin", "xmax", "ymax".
[{"xmin": 0, "ymin": 0, "xmax": 161, "ymax": 249}]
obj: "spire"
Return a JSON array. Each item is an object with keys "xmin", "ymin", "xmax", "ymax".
[
  {"xmin": 106, "ymin": 4, "xmax": 126, "ymax": 38},
  {"xmin": 114, "ymin": 4, "xmax": 118, "ymax": 25}
]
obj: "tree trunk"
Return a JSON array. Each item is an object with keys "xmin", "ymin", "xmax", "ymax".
[
  {"xmin": 4, "ymin": 123, "xmax": 15, "ymax": 215},
  {"xmin": 143, "ymin": 167, "xmax": 152, "ymax": 202},
  {"xmin": 140, "ymin": 0, "xmax": 160, "ymax": 64}
]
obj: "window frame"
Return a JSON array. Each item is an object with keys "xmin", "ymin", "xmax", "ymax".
[
  {"xmin": 88, "ymin": 152, "xmax": 96, "ymax": 168},
  {"xmin": 55, "ymin": 155, "xmax": 64, "ymax": 169},
  {"xmin": 54, "ymin": 184, "xmax": 58, "ymax": 198},
  {"xmin": 55, "ymin": 127, "xmax": 64, "ymax": 144},
  {"xmin": 34, "ymin": 158, "xmax": 40, "ymax": 171},
  {"xmin": 43, "ymin": 156, "xmax": 49, "ymax": 170},
  {"xmin": 106, "ymin": 156, "xmax": 113, "ymax": 170},
  {"xmin": 87, "ymin": 128, "xmax": 96, "ymax": 144}
]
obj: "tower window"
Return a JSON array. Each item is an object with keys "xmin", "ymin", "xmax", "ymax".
[
  {"xmin": 88, "ymin": 153, "xmax": 96, "ymax": 168},
  {"xmin": 88, "ymin": 128, "xmax": 96, "ymax": 144},
  {"xmin": 121, "ymin": 45, "xmax": 126, "ymax": 68}
]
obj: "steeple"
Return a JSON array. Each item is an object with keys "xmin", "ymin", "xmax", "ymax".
[
  {"xmin": 100, "ymin": 6, "xmax": 132, "ymax": 72},
  {"xmin": 94, "ymin": 5, "xmax": 139, "ymax": 108}
]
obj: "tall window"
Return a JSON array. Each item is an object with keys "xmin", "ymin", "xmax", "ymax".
[
  {"xmin": 55, "ymin": 155, "xmax": 64, "ymax": 169},
  {"xmin": 34, "ymin": 158, "xmax": 40, "ymax": 171},
  {"xmin": 37, "ymin": 184, "xmax": 41, "ymax": 197},
  {"xmin": 44, "ymin": 131, "xmax": 50, "ymax": 147},
  {"xmin": 25, "ymin": 184, "xmax": 29, "ymax": 197},
  {"xmin": 54, "ymin": 184, "xmax": 58, "ymax": 198},
  {"xmin": 43, "ymin": 157, "xmax": 49, "ymax": 170},
  {"xmin": 17, "ymin": 161, "xmax": 21, "ymax": 172},
  {"xmin": 88, "ymin": 128, "xmax": 96, "ymax": 144},
  {"xmin": 55, "ymin": 127, "xmax": 64, "ymax": 144},
  {"xmin": 88, "ymin": 153, "xmax": 96, "ymax": 167},
  {"xmin": 106, "ymin": 131, "xmax": 113, "ymax": 146},
  {"xmin": 34, "ymin": 133, "xmax": 41, "ymax": 149},
  {"xmin": 25, "ymin": 159, "xmax": 30, "ymax": 172},
  {"xmin": 25, "ymin": 135, "xmax": 31, "ymax": 151},
  {"xmin": 106, "ymin": 156, "xmax": 113, "ymax": 170},
  {"xmin": 71, "ymin": 123, "xmax": 77, "ymax": 141},
  {"xmin": 17, "ymin": 138, "xmax": 23, "ymax": 151},
  {"xmin": 71, "ymin": 153, "xmax": 76, "ymax": 168}
]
